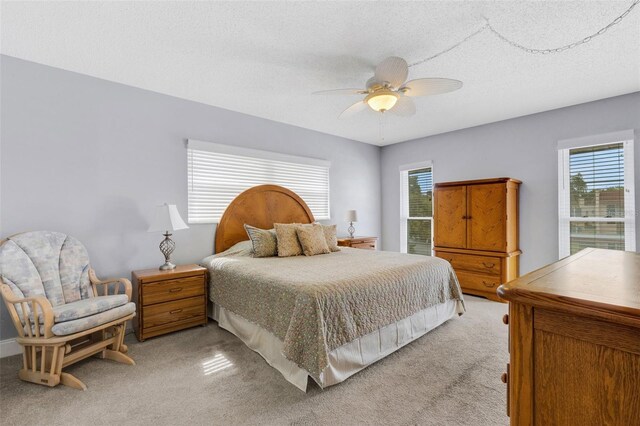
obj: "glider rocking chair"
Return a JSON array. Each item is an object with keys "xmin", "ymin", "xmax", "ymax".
[{"xmin": 0, "ymin": 231, "xmax": 136, "ymax": 390}]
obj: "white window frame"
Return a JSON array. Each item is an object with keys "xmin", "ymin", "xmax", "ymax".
[
  {"xmin": 558, "ymin": 130, "xmax": 635, "ymax": 258},
  {"xmin": 187, "ymin": 139, "xmax": 330, "ymax": 224},
  {"xmin": 400, "ymin": 161, "xmax": 434, "ymax": 255}
]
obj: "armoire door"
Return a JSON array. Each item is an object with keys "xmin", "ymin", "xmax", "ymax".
[
  {"xmin": 435, "ymin": 185, "xmax": 467, "ymax": 248},
  {"xmin": 467, "ymin": 183, "xmax": 507, "ymax": 251}
]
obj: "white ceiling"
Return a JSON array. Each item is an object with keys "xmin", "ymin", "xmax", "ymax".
[{"xmin": 2, "ymin": 1, "xmax": 639, "ymax": 146}]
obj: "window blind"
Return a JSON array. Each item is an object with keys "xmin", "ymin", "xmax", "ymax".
[
  {"xmin": 187, "ymin": 140, "xmax": 330, "ymax": 224},
  {"xmin": 558, "ymin": 138, "xmax": 635, "ymax": 257},
  {"xmin": 401, "ymin": 164, "xmax": 433, "ymax": 256},
  {"xmin": 408, "ymin": 168, "xmax": 433, "ymax": 218}
]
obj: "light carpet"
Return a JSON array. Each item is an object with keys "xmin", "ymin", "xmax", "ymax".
[{"xmin": 0, "ymin": 296, "xmax": 508, "ymax": 425}]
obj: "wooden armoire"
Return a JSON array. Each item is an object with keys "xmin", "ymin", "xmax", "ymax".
[{"xmin": 434, "ymin": 177, "xmax": 521, "ymax": 302}]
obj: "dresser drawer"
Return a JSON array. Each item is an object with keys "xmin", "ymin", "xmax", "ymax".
[
  {"xmin": 438, "ymin": 252, "xmax": 501, "ymax": 276},
  {"xmin": 142, "ymin": 276, "xmax": 204, "ymax": 306},
  {"xmin": 142, "ymin": 296, "xmax": 205, "ymax": 329},
  {"xmin": 456, "ymin": 271, "xmax": 502, "ymax": 293}
]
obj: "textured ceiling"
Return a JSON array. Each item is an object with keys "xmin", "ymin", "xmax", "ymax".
[{"xmin": 2, "ymin": 1, "xmax": 639, "ymax": 146}]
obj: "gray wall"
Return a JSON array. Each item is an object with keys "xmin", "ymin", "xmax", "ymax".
[
  {"xmin": 0, "ymin": 55, "xmax": 382, "ymax": 340},
  {"xmin": 381, "ymin": 92, "xmax": 640, "ymax": 275}
]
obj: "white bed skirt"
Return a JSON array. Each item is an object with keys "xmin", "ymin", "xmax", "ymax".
[{"xmin": 211, "ymin": 300, "xmax": 461, "ymax": 392}]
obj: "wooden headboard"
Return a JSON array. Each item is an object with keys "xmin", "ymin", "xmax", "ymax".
[{"xmin": 214, "ymin": 184, "xmax": 315, "ymax": 253}]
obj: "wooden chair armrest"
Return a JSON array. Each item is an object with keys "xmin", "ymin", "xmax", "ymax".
[
  {"xmin": 89, "ymin": 269, "xmax": 132, "ymax": 301},
  {"xmin": 0, "ymin": 283, "xmax": 54, "ymax": 338}
]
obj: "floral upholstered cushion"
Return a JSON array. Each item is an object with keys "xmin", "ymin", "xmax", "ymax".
[
  {"xmin": 274, "ymin": 223, "xmax": 303, "ymax": 257},
  {"xmin": 25, "ymin": 302, "xmax": 136, "ymax": 337},
  {"xmin": 0, "ymin": 231, "xmax": 93, "ymax": 304},
  {"xmin": 50, "ymin": 303, "xmax": 136, "ymax": 336},
  {"xmin": 244, "ymin": 224, "xmax": 278, "ymax": 257},
  {"xmin": 29, "ymin": 294, "xmax": 130, "ymax": 324},
  {"xmin": 296, "ymin": 224, "xmax": 331, "ymax": 256},
  {"xmin": 0, "ymin": 231, "xmax": 94, "ymax": 319}
]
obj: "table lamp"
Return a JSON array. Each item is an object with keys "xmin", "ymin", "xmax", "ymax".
[
  {"xmin": 148, "ymin": 203, "xmax": 189, "ymax": 270},
  {"xmin": 346, "ymin": 210, "xmax": 358, "ymax": 238}
]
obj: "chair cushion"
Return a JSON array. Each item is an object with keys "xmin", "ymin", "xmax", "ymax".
[
  {"xmin": 0, "ymin": 231, "xmax": 94, "ymax": 316},
  {"xmin": 29, "ymin": 294, "xmax": 130, "ymax": 324},
  {"xmin": 51, "ymin": 303, "xmax": 136, "ymax": 336}
]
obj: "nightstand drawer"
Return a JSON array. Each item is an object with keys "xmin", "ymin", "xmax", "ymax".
[
  {"xmin": 337, "ymin": 237, "xmax": 378, "ymax": 250},
  {"xmin": 143, "ymin": 296, "xmax": 205, "ymax": 329},
  {"xmin": 352, "ymin": 242, "xmax": 377, "ymax": 250},
  {"xmin": 142, "ymin": 276, "xmax": 204, "ymax": 306}
]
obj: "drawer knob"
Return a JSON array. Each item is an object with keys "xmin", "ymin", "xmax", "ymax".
[
  {"xmin": 169, "ymin": 309, "xmax": 183, "ymax": 315},
  {"xmin": 483, "ymin": 262, "xmax": 495, "ymax": 268},
  {"xmin": 482, "ymin": 280, "xmax": 496, "ymax": 288},
  {"xmin": 169, "ymin": 287, "xmax": 183, "ymax": 293},
  {"xmin": 502, "ymin": 314, "xmax": 509, "ymax": 325},
  {"xmin": 501, "ymin": 372, "xmax": 508, "ymax": 384}
]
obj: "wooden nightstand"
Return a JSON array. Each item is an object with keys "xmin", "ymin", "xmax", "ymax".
[
  {"xmin": 132, "ymin": 264, "xmax": 207, "ymax": 341},
  {"xmin": 337, "ymin": 236, "xmax": 378, "ymax": 250}
]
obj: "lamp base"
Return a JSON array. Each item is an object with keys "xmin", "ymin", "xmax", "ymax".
[
  {"xmin": 159, "ymin": 261, "xmax": 176, "ymax": 271},
  {"xmin": 348, "ymin": 222, "xmax": 355, "ymax": 239},
  {"xmin": 158, "ymin": 232, "xmax": 176, "ymax": 271}
]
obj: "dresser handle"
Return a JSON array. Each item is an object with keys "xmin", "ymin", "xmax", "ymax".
[
  {"xmin": 482, "ymin": 281, "xmax": 496, "ymax": 288},
  {"xmin": 483, "ymin": 262, "xmax": 495, "ymax": 268},
  {"xmin": 502, "ymin": 314, "xmax": 509, "ymax": 325},
  {"xmin": 169, "ymin": 287, "xmax": 183, "ymax": 293},
  {"xmin": 169, "ymin": 309, "xmax": 183, "ymax": 314},
  {"xmin": 369, "ymin": 245, "xmax": 375, "ymax": 248},
  {"xmin": 462, "ymin": 215, "xmax": 467, "ymax": 219}
]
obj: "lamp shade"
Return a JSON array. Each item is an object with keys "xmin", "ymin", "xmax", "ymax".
[
  {"xmin": 345, "ymin": 210, "xmax": 358, "ymax": 222},
  {"xmin": 147, "ymin": 204, "xmax": 189, "ymax": 232}
]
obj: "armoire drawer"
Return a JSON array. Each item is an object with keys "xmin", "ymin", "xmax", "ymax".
[
  {"xmin": 456, "ymin": 271, "xmax": 502, "ymax": 292},
  {"xmin": 437, "ymin": 252, "xmax": 502, "ymax": 276}
]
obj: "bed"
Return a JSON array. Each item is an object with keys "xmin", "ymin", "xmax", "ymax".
[{"xmin": 201, "ymin": 185, "xmax": 465, "ymax": 391}]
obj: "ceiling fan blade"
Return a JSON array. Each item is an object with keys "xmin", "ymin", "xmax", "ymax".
[
  {"xmin": 388, "ymin": 96, "xmax": 416, "ymax": 117},
  {"xmin": 374, "ymin": 57, "xmax": 408, "ymax": 89},
  {"xmin": 401, "ymin": 78, "xmax": 463, "ymax": 97},
  {"xmin": 339, "ymin": 101, "xmax": 368, "ymax": 119},
  {"xmin": 313, "ymin": 88, "xmax": 367, "ymax": 96}
]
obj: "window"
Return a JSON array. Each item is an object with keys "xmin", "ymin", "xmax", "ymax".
[
  {"xmin": 187, "ymin": 139, "xmax": 330, "ymax": 223},
  {"xmin": 558, "ymin": 131, "xmax": 635, "ymax": 258},
  {"xmin": 400, "ymin": 162, "xmax": 433, "ymax": 256}
]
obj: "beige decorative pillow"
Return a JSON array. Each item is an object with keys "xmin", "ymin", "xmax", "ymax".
[
  {"xmin": 244, "ymin": 224, "xmax": 277, "ymax": 257},
  {"xmin": 296, "ymin": 224, "xmax": 331, "ymax": 256},
  {"xmin": 274, "ymin": 223, "xmax": 303, "ymax": 257},
  {"xmin": 319, "ymin": 224, "xmax": 340, "ymax": 252}
]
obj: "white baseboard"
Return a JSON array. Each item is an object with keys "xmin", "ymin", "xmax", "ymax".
[{"xmin": 0, "ymin": 338, "xmax": 22, "ymax": 358}]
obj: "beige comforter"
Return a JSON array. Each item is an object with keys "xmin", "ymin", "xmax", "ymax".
[{"xmin": 201, "ymin": 242, "xmax": 464, "ymax": 382}]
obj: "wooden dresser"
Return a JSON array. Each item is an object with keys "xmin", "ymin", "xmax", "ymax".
[
  {"xmin": 498, "ymin": 248, "xmax": 640, "ymax": 425},
  {"xmin": 132, "ymin": 264, "xmax": 207, "ymax": 341},
  {"xmin": 434, "ymin": 177, "xmax": 521, "ymax": 302},
  {"xmin": 337, "ymin": 236, "xmax": 378, "ymax": 250}
]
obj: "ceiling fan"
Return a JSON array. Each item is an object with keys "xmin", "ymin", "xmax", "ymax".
[{"xmin": 314, "ymin": 56, "xmax": 462, "ymax": 119}]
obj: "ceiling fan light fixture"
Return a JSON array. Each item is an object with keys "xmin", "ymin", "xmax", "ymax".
[{"xmin": 365, "ymin": 90, "xmax": 399, "ymax": 112}]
